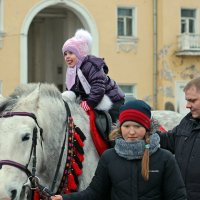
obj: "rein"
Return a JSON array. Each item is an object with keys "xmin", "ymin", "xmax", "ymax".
[
  {"xmin": 50, "ymin": 101, "xmax": 70, "ymax": 192},
  {"xmin": 0, "ymin": 160, "xmax": 32, "ymax": 177}
]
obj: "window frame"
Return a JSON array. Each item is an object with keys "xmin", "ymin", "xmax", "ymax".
[
  {"xmin": 117, "ymin": 7, "xmax": 136, "ymax": 39},
  {"xmin": 119, "ymin": 84, "xmax": 136, "ymax": 102},
  {"xmin": 181, "ymin": 8, "xmax": 197, "ymax": 34},
  {"xmin": 175, "ymin": 81, "xmax": 188, "ymax": 115}
]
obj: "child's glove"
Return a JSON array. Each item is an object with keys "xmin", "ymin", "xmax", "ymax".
[{"xmin": 80, "ymin": 101, "xmax": 90, "ymax": 111}]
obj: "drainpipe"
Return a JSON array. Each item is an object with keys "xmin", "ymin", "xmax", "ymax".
[{"xmin": 153, "ymin": 0, "xmax": 157, "ymax": 110}]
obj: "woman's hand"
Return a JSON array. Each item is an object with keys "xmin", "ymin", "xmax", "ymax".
[{"xmin": 51, "ymin": 195, "xmax": 63, "ymax": 200}]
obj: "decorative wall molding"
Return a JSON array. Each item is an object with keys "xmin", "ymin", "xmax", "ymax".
[{"xmin": 117, "ymin": 37, "xmax": 138, "ymax": 53}]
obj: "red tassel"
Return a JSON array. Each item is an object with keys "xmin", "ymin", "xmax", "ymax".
[
  {"xmin": 33, "ymin": 191, "xmax": 40, "ymax": 200},
  {"xmin": 87, "ymin": 109, "xmax": 109, "ymax": 156},
  {"xmin": 64, "ymin": 187, "xmax": 71, "ymax": 194},
  {"xmin": 72, "ymin": 159, "xmax": 82, "ymax": 175},
  {"xmin": 74, "ymin": 132, "xmax": 84, "ymax": 147},
  {"xmin": 75, "ymin": 150, "xmax": 84, "ymax": 162},
  {"xmin": 67, "ymin": 173, "xmax": 77, "ymax": 191}
]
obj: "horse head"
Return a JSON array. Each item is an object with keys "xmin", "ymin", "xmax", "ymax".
[
  {"xmin": 0, "ymin": 84, "xmax": 67, "ymax": 199},
  {"xmin": 0, "ymin": 84, "xmax": 43, "ymax": 199},
  {"xmin": 0, "ymin": 83, "xmax": 99, "ymax": 200}
]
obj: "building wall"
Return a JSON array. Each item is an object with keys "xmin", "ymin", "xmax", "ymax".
[
  {"xmin": 0, "ymin": 0, "xmax": 36, "ymax": 95},
  {"xmin": 157, "ymin": 0, "xmax": 200, "ymax": 111},
  {"xmin": 92, "ymin": 0, "xmax": 154, "ymax": 102},
  {"xmin": 1, "ymin": 0, "xmax": 200, "ymax": 113},
  {"xmin": 0, "ymin": 0, "xmax": 154, "ymax": 106}
]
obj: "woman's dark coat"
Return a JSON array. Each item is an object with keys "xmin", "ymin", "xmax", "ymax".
[{"xmin": 62, "ymin": 148, "xmax": 186, "ymax": 200}]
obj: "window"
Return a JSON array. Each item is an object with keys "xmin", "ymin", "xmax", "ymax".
[
  {"xmin": 117, "ymin": 8, "xmax": 135, "ymax": 37},
  {"xmin": 177, "ymin": 8, "xmax": 200, "ymax": 53},
  {"xmin": 117, "ymin": 7, "xmax": 137, "ymax": 52},
  {"xmin": 175, "ymin": 82, "xmax": 188, "ymax": 115},
  {"xmin": 181, "ymin": 9, "xmax": 196, "ymax": 34},
  {"xmin": 119, "ymin": 84, "xmax": 136, "ymax": 103}
]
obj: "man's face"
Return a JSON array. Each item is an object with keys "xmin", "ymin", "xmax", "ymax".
[{"xmin": 185, "ymin": 86, "xmax": 200, "ymax": 118}]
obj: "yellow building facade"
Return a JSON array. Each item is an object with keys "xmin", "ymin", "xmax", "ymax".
[{"xmin": 0, "ymin": 0, "xmax": 200, "ymax": 114}]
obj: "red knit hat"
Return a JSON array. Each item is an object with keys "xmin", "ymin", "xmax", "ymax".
[{"xmin": 119, "ymin": 100, "xmax": 151, "ymax": 130}]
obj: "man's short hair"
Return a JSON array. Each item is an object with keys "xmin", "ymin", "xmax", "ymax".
[{"xmin": 184, "ymin": 76, "xmax": 200, "ymax": 92}]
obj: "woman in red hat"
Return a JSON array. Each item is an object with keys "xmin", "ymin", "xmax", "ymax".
[{"xmin": 51, "ymin": 99, "xmax": 187, "ymax": 200}]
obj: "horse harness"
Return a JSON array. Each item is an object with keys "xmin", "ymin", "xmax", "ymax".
[{"xmin": 0, "ymin": 101, "xmax": 85, "ymax": 199}]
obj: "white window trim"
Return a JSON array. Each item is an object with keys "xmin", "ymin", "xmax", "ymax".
[
  {"xmin": 116, "ymin": 6, "xmax": 138, "ymax": 53},
  {"xmin": 175, "ymin": 81, "xmax": 188, "ymax": 115},
  {"xmin": 117, "ymin": 6, "xmax": 137, "ymax": 38},
  {"xmin": 177, "ymin": 8, "xmax": 200, "ymax": 53},
  {"xmin": 180, "ymin": 7, "xmax": 199, "ymax": 35},
  {"xmin": 119, "ymin": 83, "xmax": 137, "ymax": 100}
]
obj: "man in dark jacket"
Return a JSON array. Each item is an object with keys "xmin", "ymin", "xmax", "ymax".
[{"xmin": 159, "ymin": 76, "xmax": 200, "ymax": 200}]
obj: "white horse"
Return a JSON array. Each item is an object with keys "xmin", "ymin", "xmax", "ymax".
[
  {"xmin": 0, "ymin": 83, "xmax": 99, "ymax": 200},
  {"xmin": 0, "ymin": 83, "xmax": 184, "ymax": 200},
  {"xmin": 152, "ymin": 110, "xmax": 184, "ymax": 130}
]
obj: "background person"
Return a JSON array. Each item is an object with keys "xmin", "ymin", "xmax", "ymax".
[
  {"xmin": 51, "ymin": 99, "xmax": 187, "ymax": 200},
  {"xmin": 158, "ymin": 76, "xmax": 200, "ymax": 200}
]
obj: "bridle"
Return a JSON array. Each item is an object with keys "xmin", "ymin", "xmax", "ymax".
[
  {"xmin": 0, "ymin": 101, "xmax": 78, "ymax": 199},
  {"xmin": 0, "ymin": 111, "xmax": 55, "ymax": 198}
]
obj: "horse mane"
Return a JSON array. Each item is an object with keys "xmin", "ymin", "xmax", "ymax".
[
  {"xmin": 10, "ymin": 83, "xmax": 61, "ymax": 99},
  {"xmin": 0, "ymin": 83, "xmax": 62, "ymax": 113}
]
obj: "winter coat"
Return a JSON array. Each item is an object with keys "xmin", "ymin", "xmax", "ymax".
[
  {"xmin": 159, "ymin": 112, "xmax": 200, "ymax": 200},
  {"xmin": 70, "ymin": 55, "xmax": 125, "ymax": 108},
  {"xmin": 62, "ymin": 148, "xmax": 186, "ymax": 200}
]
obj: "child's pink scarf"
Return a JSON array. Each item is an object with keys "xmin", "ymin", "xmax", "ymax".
[{"xmin": 66, "ymin": 66, "xmax": 77, "ymax": 90}]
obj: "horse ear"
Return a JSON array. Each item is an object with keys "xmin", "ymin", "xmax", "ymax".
[
  {"xmin": 0, "ymin": 94, "xmax": 6, "ymax": 103},
  {"xmin": 15, "ymin": 84, "xmax": 40, "ymax": 112}
]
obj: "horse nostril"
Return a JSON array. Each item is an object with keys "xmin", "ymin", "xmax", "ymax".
[{"xmin": 11, "ymin": 189, "xmax": 17, "ymax": 200}]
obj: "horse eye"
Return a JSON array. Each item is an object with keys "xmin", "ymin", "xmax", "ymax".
[{"xmin": 22, "ymin": 133, "xmax": 30, "ymax": 141}]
